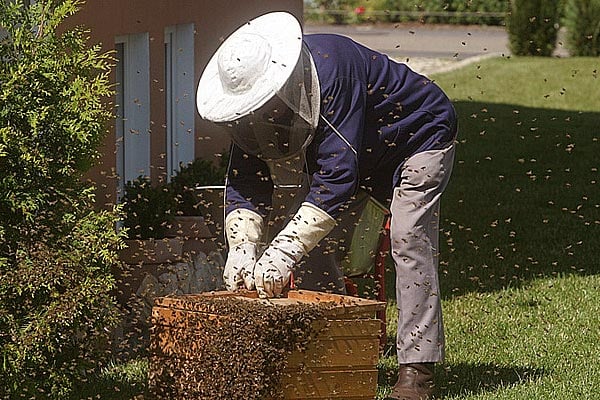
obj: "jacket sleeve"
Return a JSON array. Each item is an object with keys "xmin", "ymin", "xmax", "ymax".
[
  {"xmin": 305, "ymin": 76, "xmax": 366, "ymax": 218},
  {"xmin": 225, "ymin": 143, "xmax": 273, "ymax": 218}
]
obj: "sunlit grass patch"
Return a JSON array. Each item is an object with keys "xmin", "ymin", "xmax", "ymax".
[
  {"xmin": 437, "ymin": 56, "xmax": 600, "ymax": 112},
  {"xmin": 439, "ymin": 274, "xmax": 600, "ymax": 399},
  {"xmin": 378, "ymin": 274, "xmax": 600, "ymax": 399}
]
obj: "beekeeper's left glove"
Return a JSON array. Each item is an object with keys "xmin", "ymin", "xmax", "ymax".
[{"xmin": 254, "ymin": 202, "xmax": 336, "ymax": 298}]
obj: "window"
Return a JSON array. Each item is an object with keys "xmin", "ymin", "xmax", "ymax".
[
  {"xmin": 115, "ymin": 33, "xmax": 150, "ymax": 199},
  {"xmin": 165, "ymin": 23, "xmax": 195, "ymax": 180}
]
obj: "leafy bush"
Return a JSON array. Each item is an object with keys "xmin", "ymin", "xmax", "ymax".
[
  {"xmin": 121, "ymin": 177, "xmax": 177, "ymax": 239},
  {"xmin": 0, "ymin": 0, "xmax": 124, "ymax": 397},
  {"xmin": 0, "ymin": 200, "xmax": 124, "ymax": 398},
  {"xmin": 121, "ymin": 155, "xmax": 227, "ymax": 238},
  {"xmin": 169, "ymin": 155, "xmax": 228, "ymax": 216},
  {"xmin": 563, "ymin": 0, "xmax": 600, "ymax": 55},
  {"xmin": 508, "ymin": 0, "xmax": 561, "ymax": 56}
]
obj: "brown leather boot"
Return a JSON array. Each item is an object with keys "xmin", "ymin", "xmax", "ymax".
[{"xmin": 384, "ymin": 363, "xmax": 435, "ymax": 400}]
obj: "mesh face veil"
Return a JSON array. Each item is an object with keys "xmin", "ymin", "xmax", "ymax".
[{"xmin": 222, "ymin": 44, "xmax": 320, "ymax": 161}]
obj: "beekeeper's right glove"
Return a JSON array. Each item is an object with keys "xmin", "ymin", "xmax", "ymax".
[
  {"xmin": 254, "ymin": 202, "xmax": 336, "ymax": 298},
  {"xmin": 223, "ymin": 208, "xmax": 264, "ymax": 291}
]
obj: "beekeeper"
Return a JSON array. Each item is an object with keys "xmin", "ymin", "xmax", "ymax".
[{"xmin": 197, "ymin": 12, "xmax": 457, "ymax": 400}]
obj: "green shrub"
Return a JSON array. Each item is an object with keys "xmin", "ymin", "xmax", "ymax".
[
  {"xmin": 121, "ymin": 177, "xmax": 177, "ymax": 239},
  {"xmin": 508, "ymin": 0, "xmax": 561, "ymax": 56},
  {"xmin": 0, "ymin": 0, "xmax": 124, "ymax": 398},
  {"xmin": 169, "ymin": 156, "xmax": 228, "ymax": 216},
  {"xmin": 563, "ymin": 0, "xmax": 600, "ymax": 55},
  {"xmin": 121, "ymin": 155, "xmax": 227, "ymax": 238},
  {"xmin": 0, "ymin": 199, "xmax": 125, "ymax": 398}
]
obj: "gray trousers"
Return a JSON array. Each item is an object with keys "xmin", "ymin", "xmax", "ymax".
[{"xmin": 392, "ymin": 145, "xmax": 455, "ymax": 364}]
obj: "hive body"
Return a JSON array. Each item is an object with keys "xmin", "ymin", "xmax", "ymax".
[{"xmin": 150, "ymin": 290, "xmax": 385, "ymax": 399}]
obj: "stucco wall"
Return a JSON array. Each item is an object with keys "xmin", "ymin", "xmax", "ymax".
[{"xmin": 65, "ymin": 1, "xmax": 302, "ymax": 206}]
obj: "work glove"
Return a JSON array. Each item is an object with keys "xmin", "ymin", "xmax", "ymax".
[
  {"xmin": 223, "ymin": 208, "xmax": 264, "ymax": 291},
  {"xmin": 255, "ymin": 202, "xmax": 336, "ymax": 298}
]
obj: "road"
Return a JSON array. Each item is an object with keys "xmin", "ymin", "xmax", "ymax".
[
  {"xmin": 304, "ymin": 22, "xmax": 511, "ymax": 61},
  {"xmin": 304, "ymin": 22, "xmax": 514, "ymax": 75}
]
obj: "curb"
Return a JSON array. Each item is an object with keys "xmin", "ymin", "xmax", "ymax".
[{"xmin": 402, "ymin": 52, "xmax": 506, "ymax": 76}]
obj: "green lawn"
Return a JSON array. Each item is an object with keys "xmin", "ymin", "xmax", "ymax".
[
  {"xmin": 87, "ymin": 57, "xmax": 599, "ymax": 399},
  {"xmin": 378, "ymin": 57, "xmax": 600, "ymax": 399}
]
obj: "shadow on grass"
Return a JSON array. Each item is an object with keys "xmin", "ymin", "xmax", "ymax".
[
  {"xmin": 438, "ymin": 102, "xmax": 597, "ymax": 299},
  {"xmin": 378, "ymin": 359, "xmax": 547, "ymax": 399},
  {"xmin": 436, "ymin": 362, "xmax": 547, "ymax": 398},
  {"xmin": 75, "ymin": 379, "xmax": 145, "ymax": 400}
]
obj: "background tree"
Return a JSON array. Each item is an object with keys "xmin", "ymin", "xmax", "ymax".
[
  {"xmin": 0, "ymin": 0, "xmax": 125, "ymax": 397},
  {"xmin": 563, "ymin": 0, "xmax": 600, "ymax": 56},
  {"xmin": 507, "ymin": 0, "xmax": 561, "ymax": 56}
]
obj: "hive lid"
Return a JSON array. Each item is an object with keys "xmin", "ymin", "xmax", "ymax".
[{"xmin": 154, "ymin": 289, "xmax": 386, "ymax": 318}]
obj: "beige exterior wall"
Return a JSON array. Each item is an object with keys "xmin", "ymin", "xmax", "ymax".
[{"xmin": 65, "ymin": 1, "xmax": 302, "ymax": 207}]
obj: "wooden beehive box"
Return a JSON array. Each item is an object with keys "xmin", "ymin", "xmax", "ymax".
[{"xmin": 149, "ymin": 290, "xmax": 386, "ymax": 399}]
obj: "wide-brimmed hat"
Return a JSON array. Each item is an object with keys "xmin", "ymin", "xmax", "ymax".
[{"xmin": 196, "ymin": 12, "xmax": 303, "ymax": 122}]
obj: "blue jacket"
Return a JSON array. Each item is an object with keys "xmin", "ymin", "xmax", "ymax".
[{"xmin": 226, "ymin": 33, "xmax": 457, "ymax": 218}]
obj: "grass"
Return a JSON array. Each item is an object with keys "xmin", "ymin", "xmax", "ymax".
[
  {"xmin": 377, "ymin": 56, "xmax": 600, "ymax": 399},
  {"xmin": 91, "ymin": 57, "xmax": 599, "ymax": 399},
  {"xmin": 439, "ymin": 275, "xmax": 600, "ymax": 398},
  {"xmin": 75, "ymin": 358, "xmax": 148, "ymax": 399},
  {"xmin": 377, "ymin": 274, "xmax": 600, "ymax": 399}
]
